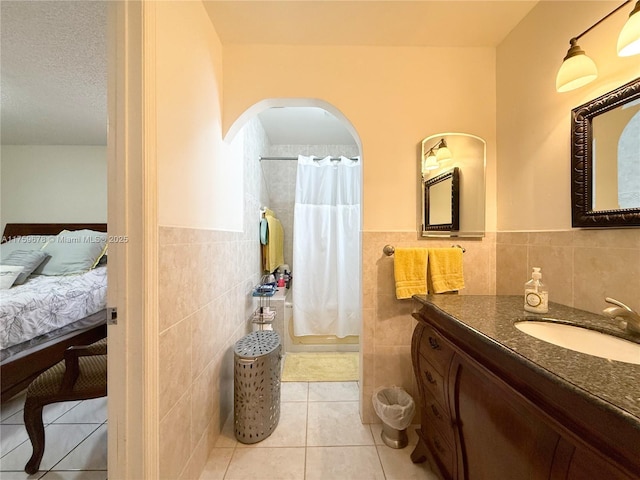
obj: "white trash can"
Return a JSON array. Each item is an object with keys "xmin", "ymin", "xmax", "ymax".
[{"xmin": 372, "ymin": 386, "xmax": 416, "ymax": 448}]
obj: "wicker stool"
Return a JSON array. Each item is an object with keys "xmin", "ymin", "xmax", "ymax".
[{"xmin": 23, "ymin": 338, "xmax": 107, "ymax": 474}]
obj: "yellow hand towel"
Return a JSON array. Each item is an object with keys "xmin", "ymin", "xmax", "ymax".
[
  {"xmin": 263, "ymin": 213, "xmax": 284, "ymax": 272},
  {"xmin": 393, "ymin": 248, "xmax": 428, "ymax": 299},
  {"xmin": 427, "ymin": 248, "xmax": 464, "ymax": 294}
]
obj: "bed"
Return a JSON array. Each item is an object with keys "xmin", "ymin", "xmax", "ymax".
[{"xmin": 1, "ymin": 223, "xmax": 108, "ymax": 402}]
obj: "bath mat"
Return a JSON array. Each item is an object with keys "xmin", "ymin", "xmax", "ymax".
[{"xmin": 281, "ymin": 352, "xmax": 359, "ymax": 382}]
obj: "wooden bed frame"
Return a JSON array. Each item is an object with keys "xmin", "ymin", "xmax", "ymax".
[{"xmin": 1, "ymin": 223, "xmax": 108, "ymax": 402}]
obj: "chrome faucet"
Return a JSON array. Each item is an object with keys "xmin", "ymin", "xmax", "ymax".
[{"xmin": 603, "ymin": 297, "xmax": 640, "ymax": 336}]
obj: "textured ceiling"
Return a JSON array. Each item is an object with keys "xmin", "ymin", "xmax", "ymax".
[{"xmin": 1, "ymin": 1, "xmax": 107, "ymax": 145}]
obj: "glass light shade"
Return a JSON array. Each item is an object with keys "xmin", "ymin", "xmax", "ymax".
[
  {"xmin": 556, "ymin": 50, "xmax": 598, "ymax": 93},
  {"xmin": 617, "ymin": 2, "xmax": 640, "ymax": 57},
  {"xmin": 423, "ymin": 153, "xmax": 439, "ymax": 171},
  {"xmin": 436, "ymin": 146, "xmax": 453, "ymax": 162}
]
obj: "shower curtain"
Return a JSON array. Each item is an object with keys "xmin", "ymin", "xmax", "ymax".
[{"xmin": 292, "ymin": 155, "xmax": 361, "ymax": 338}]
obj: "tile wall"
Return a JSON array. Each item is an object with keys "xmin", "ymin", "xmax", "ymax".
[
  {"xmin": 360, "ymin": 231, "xmax": 496, "ymax": 423},
  {"xmin": 157, "ymin": 118, "xmax": 270, "ymax": 479},
  {"xmin": 496, "ymin": 229, "xmax": 640, "ymax": 315}
]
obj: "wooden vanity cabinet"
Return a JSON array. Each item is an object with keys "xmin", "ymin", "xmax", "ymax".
[{"xmin": 411, "ymin": 311, "xmax": 638, "ymax": 480}]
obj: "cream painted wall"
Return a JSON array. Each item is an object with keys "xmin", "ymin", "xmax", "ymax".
[
  {"xmin": 222, "ymin": 45, "xmax": 497, "ymax": 233},
  {"xmin": 0, "ymin": 145, "xmax": 107, "ymax": 232},
  {"xmin": 496, "ymin": 1, "xmax": 640, "ymax": 231},
  {"xmin": 156, "ymin": 1, "xmax": 242, "ymax": 231}
]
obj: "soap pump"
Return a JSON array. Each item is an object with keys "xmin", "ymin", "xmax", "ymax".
[{"xmin": 524, "ymin": 267, "xmax": 548, "ymax": 313}]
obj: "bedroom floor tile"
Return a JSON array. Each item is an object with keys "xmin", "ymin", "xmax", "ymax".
[
  {"xmin": 54, "ymin": 424, "xmax": 107, "ymax": 470},
  {"xmin": 0, "ymin": 424, "xmax": 29, "ymax": 458},
  {"xmin": 1, "ymin": 393, "xmax": 27, "ymax": 422},
  {"xmin": 51, "ymin": 397, "xmax": 107, "ymax": 424},
  {"xmin": 0, "ymin": 424, "xmax": 101, "ymax": 471},
  {"xmin": 0, "ymin": 397, "xmax": 108, "ymax": 478}
]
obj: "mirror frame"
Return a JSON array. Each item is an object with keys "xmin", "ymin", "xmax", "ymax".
[
  {"xmin": 571, "ymin": 77, "xmax": 640, "ymax": 228},
  {"xmin": 423, "ymin": 167, "xmax": 460, "ymax": 231}
]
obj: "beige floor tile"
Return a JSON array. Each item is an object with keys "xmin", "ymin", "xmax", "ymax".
[
  {"xmin": 237, "ymin": 402, "xmax": 307, "ymax": 448},
  {"xmin": 199, "ymin": 448, "xmax": 234, "ymax": 480},
  {"xmin": 308, "ymin": 382, "xmax": 358, "ymax": 402},
  {"xmin": 281, "ymin": 382, "xmax": 309, "ymax": 402},
  {"xmin": 215, "ymin": 414, "xmax": 238, "ymax": 448},
  {"xmin": 305, "ymin": 446, "xmax": 384, "ymax": 480},
  {"xmin": 376, "ymin": 444, "xmax": 439, "ymax": 480},
  {"xmin": 307, "ymin": 401, "xmax": 374, "ymax": 446},
  {"xmin": 224, "ymin": 447, "xmax": 305, "ymax": 480}
]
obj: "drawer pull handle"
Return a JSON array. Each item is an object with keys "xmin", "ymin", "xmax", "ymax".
[
  {"xmin": 425, "ymin": 370, "xmax": 437, "ymax": 385},
  {"xmin": 428, "ymin": 336, "xmax": 441, "ymax": 350},
  {"xmin": 433, "ymin": 438, "xmax": 446, "ymax": 454},
  {"xmin": 431, "ymin": 404, "xmax": 443, "ymax": 420}
]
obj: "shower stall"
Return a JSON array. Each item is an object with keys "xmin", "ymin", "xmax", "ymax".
[{"xmin": 259, "ymin": 145, "xmax": 361, "ymax": 353}]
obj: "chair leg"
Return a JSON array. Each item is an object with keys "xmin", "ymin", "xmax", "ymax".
[{"xmin": 23, "ymin": 399, "xmax": 46, "ymax": 475}]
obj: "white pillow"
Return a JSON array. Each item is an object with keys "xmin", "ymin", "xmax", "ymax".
[
  {"xmin": 37, "ymin": 229, "xmax": 108, "ymax": 275},
  {"xmin": 0, "ymin": 265, "xmax": 24, "ymax": 289}
]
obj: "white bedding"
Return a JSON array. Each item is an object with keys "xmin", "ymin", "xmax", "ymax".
[{"xmin": 0, "ymin": 266, "xmax": 107, "ymax": 350}]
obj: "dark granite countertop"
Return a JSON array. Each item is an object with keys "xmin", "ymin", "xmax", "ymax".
[{"xmin": 413, "ymin": 295, "xmax": 640, "ymax": 425}]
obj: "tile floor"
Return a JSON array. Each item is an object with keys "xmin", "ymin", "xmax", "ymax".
[
  {"xmin": 201, "ymin": 382, "xmax": 439, "ymax": 480},
  {"xmin": 1, "ymin": 382, "xmax": 438, "ymax": 480},
  {"xmin": 0, "ymin": 392, "xmax": 107, "ymax": 480}
]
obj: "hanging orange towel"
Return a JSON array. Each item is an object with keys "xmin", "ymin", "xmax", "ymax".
[
  {"xmin": 428, "ymin": 247, "xmax": 464, "ymax": 294},
  {"xmin": 393, "ymin": 248, "xmax": 428, "ymax": 299}
]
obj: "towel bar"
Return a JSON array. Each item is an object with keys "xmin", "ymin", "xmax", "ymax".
[{"xmin": 383, "ymin": 244, "xmax": 465, "ymax": 256}]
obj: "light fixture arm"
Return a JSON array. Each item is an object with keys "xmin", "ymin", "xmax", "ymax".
[
  {"xmin": 423, "ymin": 138, "xmax": 447, "ymax": 157},
  {"xmin": 570, "ymin": 0, "xmax": 631, "ymax": 42}
]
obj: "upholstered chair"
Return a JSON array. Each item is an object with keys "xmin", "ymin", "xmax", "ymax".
[{"xmin": 23, "ymin": 338, "xmax": 107, "ymax": 474}]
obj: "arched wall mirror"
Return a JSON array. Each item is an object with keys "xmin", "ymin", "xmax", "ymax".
[
  {"xmin": 572, "ymin": 77, "xmax": 640, "ymax": 227},
  {"xmin": 420, "ymin": 133, "xmax": 486, "ymax": 237}
]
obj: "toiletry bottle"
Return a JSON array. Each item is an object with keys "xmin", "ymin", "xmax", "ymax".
[{"xmin": 524, "ymin": 267, "xmax": 548, "ymax": 313}]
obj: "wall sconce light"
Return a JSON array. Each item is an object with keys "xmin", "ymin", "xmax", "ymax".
[
  {"xmin": 618, "ymin": 1, "xmax": 640, "ymax": 56},
  {"xmin": 422, "ymin": 138, "xmax": 453, "ymax": 175},
  {"xmin": 434, "ymin": 139, "xmax": 453, "ymax": 162},
  {"xmin": 422, "ymin": 150, "xmax": 439, "ymax": 171},
  {"xmin": 556, "ymin": 1, "xmax": 640, "ymax": 93}
]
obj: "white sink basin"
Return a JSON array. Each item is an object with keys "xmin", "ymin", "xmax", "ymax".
[{"xmin": 515, "ymin": 320, "xmax": 640, "ymax": 365}]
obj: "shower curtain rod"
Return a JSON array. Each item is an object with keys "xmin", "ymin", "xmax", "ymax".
[{"xmin": 259, "ymin": 156, "xmax": 359, "ymax": 161}]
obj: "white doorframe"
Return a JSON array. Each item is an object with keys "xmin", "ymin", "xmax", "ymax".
[{"xmin": 107, "ymin": 1, "xmax": 159, "ymax": 477}]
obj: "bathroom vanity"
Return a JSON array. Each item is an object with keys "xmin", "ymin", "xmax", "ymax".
[{"xmin": 411, "ymin": 295, "xmax": 640, "ymax": 480}]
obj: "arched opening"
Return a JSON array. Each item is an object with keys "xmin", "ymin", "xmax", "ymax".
[{"xmin": 226, "ymin": 99, "xmax": 363, "ymax": 381}]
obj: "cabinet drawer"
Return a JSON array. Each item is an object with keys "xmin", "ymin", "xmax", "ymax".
[
  {"xmin": 419, "ymin": 354, "xmax": 447, "ymax": 409},
  {"xmin": 424, "ymin": 426, "xmax": 454, "ymax": 479},
  {"xmin": 419, "ymin": 322, "xmax": 453, "ymax": 376},
  {"xmin": 422, "ymin": 391, "xmax": 454, "ymax": 445}
]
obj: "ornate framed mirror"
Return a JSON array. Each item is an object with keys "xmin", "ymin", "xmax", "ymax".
[
  {"xmin": 419, "ymin": 133, "xmax": 485, "ymax": 237},
  {"xmin": 571, "ymin": 77, "xmax": 640, "ymax": 227},
  {"xmin": 423, "ymin": 167, "xmax": 460, "ymax": 232}
]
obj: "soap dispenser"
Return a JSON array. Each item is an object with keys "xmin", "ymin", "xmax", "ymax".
[{"xmin": 524, "ymin": 267, "xmax": 548, "ymax": 313}]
